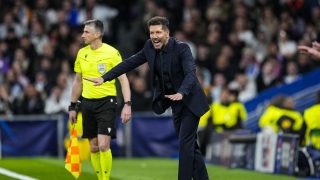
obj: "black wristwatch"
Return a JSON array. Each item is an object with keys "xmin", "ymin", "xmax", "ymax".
[
  {"xmin": 68, "ymin": 101, "xmax": 81, "ymax": 112},
  {"xmin": 124, "ymin": 101, "xmax": 132, "ymax": 106}
]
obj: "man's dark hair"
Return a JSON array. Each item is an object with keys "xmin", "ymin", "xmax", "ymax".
[
  {"xmin": 147, "ymin": 16, "xmax": 169, "ymax": 31},
  {"xmin": 229, "ymin": 89, "xmax": 239, "ymax": 99},
  {"xmin": 83, "ymin": 19, "xmax": 104, "ymax": 34}
]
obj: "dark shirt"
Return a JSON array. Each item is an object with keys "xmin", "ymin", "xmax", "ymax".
[{"xmin": 155, "ymin": 49, "xmax": 175, "ymax": 94}]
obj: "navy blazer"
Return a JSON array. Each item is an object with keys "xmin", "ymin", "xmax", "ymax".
[{"xmin": 102, "ymin": 37, "xmax": 209, "ymax": 117}]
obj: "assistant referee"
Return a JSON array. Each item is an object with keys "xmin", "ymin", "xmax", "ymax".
[{"xmin": 68, "ymin": 19, "xmax": 131, "ymax": 180}]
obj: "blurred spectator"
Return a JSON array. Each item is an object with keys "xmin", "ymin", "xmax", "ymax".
[
  {"xmin": 52, "ymin": 23, "xmax": 75, "ymax": 59},
  {"xmin": 0, "ymin": 40, "xmax": 10, "ymax": 82},
  {"xmin": 12, "ymin": 0, "xmax": 32, "ymax": 28},
  {"xmin": 0, "ymin": 83, "xmax": 12, "ymax": 115},
  {"xmin": 229, "ymin": 70, "xmax": 257, "ymax": 102},
  {"xmin": 5, "ymin": 68, "xmax": 23, "ymax": 100},
  {"xmin": 239, "ymin": 47, "xmax": 260, "ymax": 79},
  {"xmin": 278, "ymin": 30, "xmax": 297, "ymax": 59},
  {"xmin": 0, "ymin": 12, "xmax": 26, "ymax": 39},
  {"xmin": 34, "ymin": 71, "xmax": 51, "ymax": 97},
  {"xmin": 259, "ymin": 95, "xmax": 305, "ymax": 144},
  {"xmin": 11, "ymin": 60, "xmax": 29, "ymax": 88},
  {"xmin": 131, "ymin": 76, "xmax": 152, "ymax": 111},
  {"xmin": 60, "ymin": 0, "xmax": 80, "ymax": 27},
  {"xmin": 78, "ymin": 0, "xmax": 119, "ymax": 41},
  {"xmin": 182, "ymin": 0, "xmax": 197, "ymax": 22},
  {"xmin": 55, "ymin": 72, "xmax": 72, "ymax": 108},
  {"xmin": 200, "ymin": 88, "xmax": 245, "ymax": 133},
  {"xmin": 181, "ymin": 19, "xmax": 198, "ymax": 45},
  {"xmin": 13, "ymin": 48, "xmax": 30, "ymax": 76},
  {"xmin": 228, "ymin": 89, "xmax": 247, "ymax": 130},
  {"xmin": 258, "ymin": 6, "xmax": 278, "ymax": 43},
  {"xmin": 254, "ymin": 30, "xmax": 269, "ymax": 63},
  {"xmin": 12, "ymin": 83, "xmax": 45, "ymax": 114},
  {"xmin": 206, "ymin": 27, "xmax": 222, "ymax": 66},
  {"xmin": 311, "ymin": 6, "xmax": 320, "ymax": 31},
  {"xmin": 220, "ymin": 44, "xmax": 235, "ymax": 63},
  {"xmin": 206, "ymin": 0, "xmax": 230, "ymax": 22},
  {"xmin": 44, "ymin": 86, "xmax": 67, "ymax": 114},
  {"xmin": 283, "ymin": 61, "xmax": 301, "ymax": 84},
  {"xmin": 234, "ymin": 17, "xmax": 257, "ymax": 48},
  {"xmin": 19, "ymin": 35, "xmax": 37, "ymax": 75},
  {"xmin": 296, "ymin": 51, "xmax": 314, "ymax": 74},
  {"xmin": 211, "ymin": 53, "xmax": 236, "ymax": 82},
  {"xmin": 37, "ymin": 56, "xmax": 56, "ymax": 84},
  {"xmin": 198, "ymin": 87, "xmax": 247, "ymax": 155},
  {"xmin": 174, "ymin": 30, "xmax": 197, "ymax": 58},
  {"xmin": 30, "ymin": 19, "xmax": 49, "ymax": 55},
  {"xmin": 209, "ymin": 73, "xmax": 226, "ymax": 102},
  {"xmin": 195, "ymin": 42, "xmax": 211, "ymax": 70},
  {"xmin": 256, "ymin": 57, "xmax": 281, "ymax": 92},
  {"xmin": 187, "ymin": 7, "xmax": 207, "ymax": 42}
]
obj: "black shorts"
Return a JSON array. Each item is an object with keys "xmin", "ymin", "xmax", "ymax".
[{"xmin": 81, "ymin": 96, "xmax": 117, "ymax": 139}]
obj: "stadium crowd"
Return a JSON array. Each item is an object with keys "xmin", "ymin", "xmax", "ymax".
[{"xmin": 0, "ymin": 0, "xmax": 320, "ymax": 115}]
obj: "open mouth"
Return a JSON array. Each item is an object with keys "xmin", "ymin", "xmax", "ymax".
[{"xmin": 152, "ymin": 39, "xmax": 161, "ymax": 47}]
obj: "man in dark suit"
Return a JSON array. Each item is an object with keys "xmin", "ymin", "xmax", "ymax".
[{"xmin": 85, "ymin": 16, "xmax": 209, "ymax": 180}]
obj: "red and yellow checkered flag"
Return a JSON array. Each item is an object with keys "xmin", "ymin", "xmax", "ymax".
[{"xmin": 65, "ymin": 128, "xmax": 81, "ymax": 179}]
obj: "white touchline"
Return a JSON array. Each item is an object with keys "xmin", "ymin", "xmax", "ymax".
[{"xmin": 0, "ymin": 167, "xmax": 38, "ymax": 180}]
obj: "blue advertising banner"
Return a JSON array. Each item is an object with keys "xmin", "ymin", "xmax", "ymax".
[
  {"xmin": 0, "ymin": 120, "xmax": 58, "ymax": 157},
  {"xmin": 131, "ymin": 116, "xmax": 179, "ymax": 157}
]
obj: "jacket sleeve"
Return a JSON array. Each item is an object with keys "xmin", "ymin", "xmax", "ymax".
[
  {"xmin": 177, "ymin": 43, "xmax": 197, "ymax": 96},
  {"xmin": 103, "ymin": 49, "xmax": 147, "ymax": 81}
]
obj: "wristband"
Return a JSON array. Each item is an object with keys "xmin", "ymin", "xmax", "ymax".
[{"xmin": 68, "ymin": 102, "xmax": 78, "ymax": 111}]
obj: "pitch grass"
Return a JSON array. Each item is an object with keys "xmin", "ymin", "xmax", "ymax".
[{"xmin": 0, "ymin": 157, "xmax": 297, "ymax": 180}]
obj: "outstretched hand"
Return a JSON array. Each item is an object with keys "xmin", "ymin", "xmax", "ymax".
[
  {"xmin": 312, "ymin": 41, "xmax": 320, "ymax": 51},
  {"xmin": 165, "ymin": 93, "xmax": 183, "ymax": 101},
  {"xmin": 83, "ymin": 77, "xmax": 104, "ymax": 86},
  {"xmin": 298, "ymin": 41, "xmax": 320, "ymax": 60}
]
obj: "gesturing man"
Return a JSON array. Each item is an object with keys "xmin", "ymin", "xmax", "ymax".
[
  {"xmin": 69, "ymin": 19, "xmax": 131, "ymax": 180},
  {"xmin": 85, "ymin": 16, "xmax": 209, "ymax": 180}
]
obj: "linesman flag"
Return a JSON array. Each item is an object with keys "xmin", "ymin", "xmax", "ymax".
[{"xmin": 65, "ymin": 128, "xmax": 81, "ymax": 179}]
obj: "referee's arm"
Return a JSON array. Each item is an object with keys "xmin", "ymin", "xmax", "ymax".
[
  {"xmin": 69, "ymin": 73, "xmax": 82, "ymax": 124},
  {"xmin": 117, "ymin": 74, "xmax": 132, "ymax": 124}
]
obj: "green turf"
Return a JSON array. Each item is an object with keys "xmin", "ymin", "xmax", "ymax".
[{"xmin": 0, "ymin": 157, "xmax": 297, "ymax": 180}]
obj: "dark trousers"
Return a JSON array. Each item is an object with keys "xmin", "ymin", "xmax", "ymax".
[{"xmin": 172, "ymin": 102, "xmax": 209, "ymax": 180}]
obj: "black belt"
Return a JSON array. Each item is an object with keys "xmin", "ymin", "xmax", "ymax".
[{"xmin": 82, "ymin": 96, "xmax": 116, "ymax": 102}]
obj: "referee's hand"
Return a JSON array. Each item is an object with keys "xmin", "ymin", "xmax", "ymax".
[
  {"xmin": 69, "ymin": 110, "xmax": 77, "ymax": 124},
  {"xmin": 84, "ymin": 77, "xmax": 104, "ymax": 86},
  {"xmin": 121, "ymin": 104, "xmax": 132, "ymax": 123}
]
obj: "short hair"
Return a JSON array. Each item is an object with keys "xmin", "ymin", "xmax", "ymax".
[
  {"xmin": 83, "ymin": 19, "xmax": 104, "ymax": 34},
  {"xmin": 147, "ymin": 16, "xmax": 169, "ymax": 31}
]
